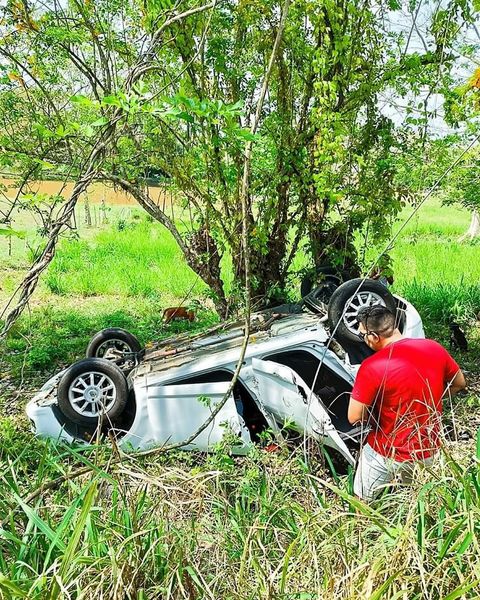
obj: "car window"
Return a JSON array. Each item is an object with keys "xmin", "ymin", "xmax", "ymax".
[
  {"xmin": 171, "ymin": 369, "xmax": 269, "ymax": 441},
  {"xmin": 175, "ymin": 370, "xmax": 232, "ymax": 384}
]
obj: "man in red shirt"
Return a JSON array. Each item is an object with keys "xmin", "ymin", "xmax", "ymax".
[{"xmin": 348, "ymin": 305, "xmax": 466, "ymax": 502}]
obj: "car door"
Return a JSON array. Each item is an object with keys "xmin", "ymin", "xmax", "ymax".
[
  {"xmin": 122, "ymin": 381, "xmax": 251, "ymax": 452},
  {"xmin": 251, "ymin": 358, "xmax": 355, "ymax": 464}
]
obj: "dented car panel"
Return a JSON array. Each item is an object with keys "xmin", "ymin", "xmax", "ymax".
[
  {"xmin": 122, "ymin": 382, "xmax": 250, "ymax": 452},
  {"xmin": 251, "ymin": 358, "xmax": 355, "ymax": 464}
]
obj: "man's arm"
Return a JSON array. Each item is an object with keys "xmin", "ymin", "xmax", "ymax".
[
  {"xmin": 348, "ymin": 363, "xmax": 376, "ymax": 425},
  {"xmin": 445, "ymin": 370, "xmax": 466, "ymax": 397},
  {"xmin": 348, "ymin": 398, "xmax": 370, "ymax": 425}
]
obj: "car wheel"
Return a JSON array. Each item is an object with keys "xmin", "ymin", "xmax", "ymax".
[
  {"xmin": 86, "ymin": 328, "xmax": 142, "ymax": 373},
  {"xmin": 300, "ymin": 266, "xmax": 341, "ymax": 299},
  {"xmin": 327, "ymin": 278, "xmax": 397, "ymax": 343},
  {"xmin": 57, "ymin": 358, "xmax": 129, "ymax": 426},
  {"xmin": 303, "ymin": 281, "xmax": 340, "ymax": 313}
]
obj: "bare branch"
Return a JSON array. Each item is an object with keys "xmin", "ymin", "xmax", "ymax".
[{"xmin": 103, "ymin": 174, "xmax": 189, "ymax": 255}]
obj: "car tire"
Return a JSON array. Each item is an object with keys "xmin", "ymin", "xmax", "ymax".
[
  {"xmin": 328, "ymin": 278, "xmax": 397, "ymax": 343},
  {"xmin": 86, "ymin": 328, "xmax": 142, "ymax": 372},
  {"xmin": 303, "ymin": 281, "xmax": 340, "ymax": 314},
  {"xmin": 300, "ymin": 266, "xmax": 343, "ymax": 299},
  {"xmin": 57, "ymin": 358, "xmax": 129, "ymax": 426}
]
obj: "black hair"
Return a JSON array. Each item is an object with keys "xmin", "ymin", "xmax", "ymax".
[{"xmin": 356, "ymin": 305, "xmax": 396, "ymax": 337}]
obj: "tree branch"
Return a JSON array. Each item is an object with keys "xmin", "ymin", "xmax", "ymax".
[{"xmin": 1, "ymin": 4, "xmax": 216, "ymax": 336}]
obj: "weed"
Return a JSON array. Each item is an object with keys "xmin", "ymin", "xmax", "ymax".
[{"xmin": 0, "ymin": 441, "xmax": 479, "ymax": 598}]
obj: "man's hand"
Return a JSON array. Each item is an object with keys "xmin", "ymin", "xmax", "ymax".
[{"xmin": 348, "ymin": 398, "xmax": 369, "ymax": 425}]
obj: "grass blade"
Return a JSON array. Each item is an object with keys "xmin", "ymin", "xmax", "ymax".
[
  {"xmin": 369, "ymin": 571, "xmax": 401, "ymax": 600},
  {"xmin": 47, "ymin": 480, "xmax": 98, "ymax": 599},
  {"xmin": 0, "ymin": 574, "xmax": 28, "ymax": 598}
]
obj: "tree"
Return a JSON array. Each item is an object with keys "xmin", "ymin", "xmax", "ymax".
[
  {"xmin": 445, "ymin": 63, "xmax": 480, "ymax": 239},
  {"xmin": 0, "ymin": 0, "xmax": 477, "ymax": 331},
  {"xmin": 444, "ymin": 145, "xmax": 480, "ymax": 239}
]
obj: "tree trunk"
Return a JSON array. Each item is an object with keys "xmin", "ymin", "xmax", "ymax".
[
  {"xmin": 459, "ymin": 210, "xmax": 480, "ymax": 241},
  {"xmin": 84, "ymin": 195, "xmax": 92, "ymax": 227},
  {"xmin": 106, "ymin": 176, "xmax": 229, "ymax": 317},
  {"xmin": 185, "ymin": 225, "xmax": 228, "ymax": 318}
]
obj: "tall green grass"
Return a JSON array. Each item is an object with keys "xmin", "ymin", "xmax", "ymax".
[
  {"xmin": 390, "ymin": 237, "xmax": 480, "ymax": 332},
  {"xmin": 1, "ymin": 425, "xmax": 480, "ymax": 599},
  {"xmin": 45, "ymin": 220, "xmax": 206, "ymax": 299},
  {"xmin": 398, "ymin": 281, "xmax": 480, "ymax": 324},
  {"xmin": 44, "ymin": 205, "xmax": 480, "ymax": 317},
  {"xmin": 2, "ymin": 304, "xmax": 218, "ymax": 378},
  {"xmin": 391, "ymin": 239, "xmax": 480, "ymax": 289},
  {"xmin": 361, "ymin": 199, "xmax": 480, "ymax": 328}
]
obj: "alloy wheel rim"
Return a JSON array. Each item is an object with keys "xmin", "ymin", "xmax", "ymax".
[
  {"xmin": 68, "ymin": 371, "xmax": 117, "ymax": 417},
  {"xmin": 343, "ymin": 292, "xmax": 386, "ymax": 334}
]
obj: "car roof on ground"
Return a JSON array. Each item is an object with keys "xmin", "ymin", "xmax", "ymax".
[{"xmin": 134, "ymin": 312, "xmax": 330, "ymax": 379}]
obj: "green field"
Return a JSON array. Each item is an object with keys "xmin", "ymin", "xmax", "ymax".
[
  {"xmin": 2, "ymin": 197, "xmax": 479, "ymax": 378},
  {"xmin": 1, "ymin": 198, "xmax": 480, "ymax": 598}
]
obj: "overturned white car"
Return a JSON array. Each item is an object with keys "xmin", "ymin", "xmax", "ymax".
[{"xmin": 27, "ymin": 279, "xmax": 425, "ymax": 465}]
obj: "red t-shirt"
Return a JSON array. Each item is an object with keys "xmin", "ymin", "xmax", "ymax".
[{"xmin": 351, "ymin": 338, "xmax": 460, "ymax": 461}]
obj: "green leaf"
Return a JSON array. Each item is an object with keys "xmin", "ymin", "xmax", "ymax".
[
  {"xmin": 102, "ymin": 95, "xmax": 122, "ymax": 107},
  {"xmin": 70, "ymin": 94, "xmax": 92, "ymax": 106},
  {"xmin": 38, "ymin": 160, "xmax": 56, "ymax": 170},
  {"xmin": 229, "ymin": 100, "xmax": 244, "ymax": 112},
  {"xmin": 177, "ymin": 111, "xmax": 194, "ymax": 123},
  {"xmin": 235, "ymin": 129, "xmax": 256, "ymax": 141},
  {"xmin": 91, "ymin": 117, "xmax": 109, "ymax": 127},
  {"xmin": 0, "ymin": 227, "xmax": 25, "ymax": 239},
  {"xmin": 32, "ymin": 123, "xmax": 54, "ymax": 139},
  {"xmin": 83, "ymin": 125, "xmax": 94, "ymax": 138}
]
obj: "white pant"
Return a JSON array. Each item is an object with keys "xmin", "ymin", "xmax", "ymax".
[{"xmin": 353, "ymin": 443, "xmax": 435, "ymax": 502}]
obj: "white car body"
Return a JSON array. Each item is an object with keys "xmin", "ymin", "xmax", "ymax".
[{"xmin": 27, "ymin": 294, "xmax": 425, "ymax": 465}]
